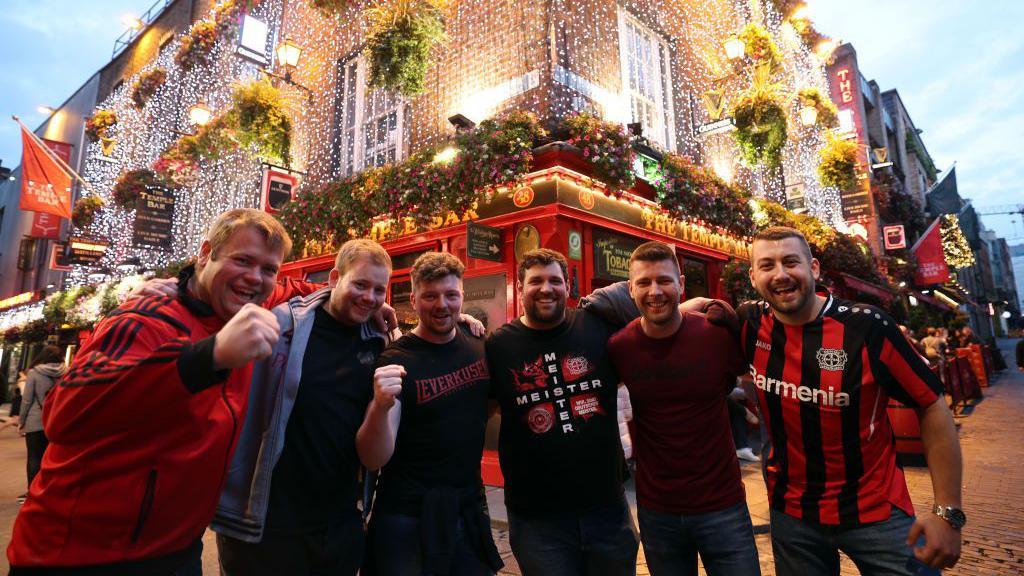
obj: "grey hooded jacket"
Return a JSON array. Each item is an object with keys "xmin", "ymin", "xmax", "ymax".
[
  {"xmin": 20, "ymin": 363, "xmax": 67, "ymax": 433},
  {"xmin": 211, "ymin": 286, "xmax": 394, "ymax": 542}
]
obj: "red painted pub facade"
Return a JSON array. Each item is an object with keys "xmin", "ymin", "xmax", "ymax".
[{"xmin": 277, "ymin": 145, "xmax": 751, "ymax": 485}]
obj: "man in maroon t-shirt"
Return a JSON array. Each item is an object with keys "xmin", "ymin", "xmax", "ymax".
[{"xmin": 608, "ymin": 242, "xmax": 759, "ymax": 576}]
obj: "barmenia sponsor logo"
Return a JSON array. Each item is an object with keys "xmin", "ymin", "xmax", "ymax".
[{"xmin": 749, "ymin": 365, "xmax": 851, "ymax": 407}]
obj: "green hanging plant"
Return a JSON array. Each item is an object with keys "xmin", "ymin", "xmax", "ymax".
[
  {"xmin": 229, "ymin": 79, "xmax": 292, "ymax": 166},
  {"xmin": 365, "ymin": 0, "xmax": 449, "ymax": 96},
  {"xmin": 732, "ymin": 92, "xmax": 788, "ymax": 167},
  {"xmin": 817, "ymin": 135, "xmax": 858, "ymax": 190},
  {"xmin": 564, "ymin": 113, "xmax": 635, "ymax": 196},
  {"xmin": 85, "ymin": 110, "xmax": 117, "ymax": 142}
]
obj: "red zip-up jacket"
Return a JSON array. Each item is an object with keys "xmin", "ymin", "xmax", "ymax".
[{"xmin": 8, "ymin": 269, "xmax": 315, "ymax": 569}]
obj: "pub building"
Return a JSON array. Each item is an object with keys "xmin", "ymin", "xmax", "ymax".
[{"xmin": 278, "ymin": 142, "xmax": 751, "ymax": 485}]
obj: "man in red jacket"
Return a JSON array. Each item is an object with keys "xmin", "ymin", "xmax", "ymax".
[{"xmin": 8, "ymin": 208, "xmax": 314, "ymax": 575}]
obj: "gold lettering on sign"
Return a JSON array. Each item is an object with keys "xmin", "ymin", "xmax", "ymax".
[
  {"xmin": 640, "ymin": 210, "xmax": 751, "ymax": 260},
  {"xmin": 369, "ymin": 207, "xmax": 481, "ymax": 242}
]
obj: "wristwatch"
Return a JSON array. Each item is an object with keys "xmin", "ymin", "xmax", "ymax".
[{"xmin": 932, "ymin": 505, "xmax": 967, "ymax": 530}]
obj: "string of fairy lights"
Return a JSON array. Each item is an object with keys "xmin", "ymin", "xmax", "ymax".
[
  {"xmin": 70, "ymin": 0, "xmax": 284, "ymax": 285},
  {"xmin": 71, "ymin": 0, "xmax": 842, "ymax": 285}
]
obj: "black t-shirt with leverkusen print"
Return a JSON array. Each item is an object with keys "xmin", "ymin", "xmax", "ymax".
[
  {"xmin": 486, "ymin": 309, "xmax": 624, "ymax": 518},
  {"xmin": 373, "ymin": 326, "xmax": 491, "ymax": 515}
]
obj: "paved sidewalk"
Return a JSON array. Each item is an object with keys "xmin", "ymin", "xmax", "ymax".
[{"xmin": 0, "ymin": 339, "xmax": 1020, "ymax": 574}]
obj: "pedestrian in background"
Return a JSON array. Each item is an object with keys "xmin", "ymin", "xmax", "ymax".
[{"xmin": 18, "ymin": 345, "xmax": 66, "ymax": 490}]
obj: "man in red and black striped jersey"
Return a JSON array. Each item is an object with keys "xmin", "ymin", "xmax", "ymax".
[
  {"xmin": 8, "ymin": 209, "xmax": 317, "ymax": 575},
  {"xmin": 741, "ymin": 226, "xmax": 963, "ymax": 575}
]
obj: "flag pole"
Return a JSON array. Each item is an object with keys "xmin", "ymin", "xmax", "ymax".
[{"xmin": 12, "ymin": 115, "xmax": 95, "ymax": 194}]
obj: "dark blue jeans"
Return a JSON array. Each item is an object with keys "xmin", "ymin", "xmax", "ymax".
[
  {"xmin": 770, "ymin": 507, "xmax": 938, "ymax": 576},
  {"xmin": 637, "ymin": 502, "xmax": 760, "ymax": 576},
  {"xmin": 370, "ymin": 513, "xmax": 493, "ymax": 576},
  {"xmin": 508, "ymin": 498, "xmax": 639, "ymax": 576}
]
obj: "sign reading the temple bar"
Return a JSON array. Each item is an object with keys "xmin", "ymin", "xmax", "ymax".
[
  {"xmin": 883, "ymin": 225, "xmax": 906, "ymax": 250},
  {"xmin": 466, "ymin": 222, "xmax": 503, "ymax": 262},
  {"xmin": 65, "ymin": 237, "xmax": 108, "ymax": 265},
  {"xmin": 593, "ymin": 229, "xmax": 643, "ymax": 281},
  {"xmin": 261, "ymin": 167, "xmax": 298, "ymax": 213},
  {"xmin": 133, "ymin": 185, "xmax": 175, "ymax": 250}
]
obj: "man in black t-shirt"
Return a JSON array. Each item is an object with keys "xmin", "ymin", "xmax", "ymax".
[
  {"xmin": 359, "ymin": 252, "xmax": 501, "ymax": 575},
  {"xmin": 214, "ymin": 239, "xmax": 396, "ymax": 576},
  {"xmin": 486, "ymin": 249, "xmax": 639, "ymax": 576}
]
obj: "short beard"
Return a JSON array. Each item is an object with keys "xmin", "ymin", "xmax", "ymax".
[{"xmin": 524, "ymin": 299, "xmax": 566, "ymax": 326}]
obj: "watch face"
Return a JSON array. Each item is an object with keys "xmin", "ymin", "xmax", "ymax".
[{"xmin": 935, "ymin": 506, "xmax": 966, "ymax": 528}]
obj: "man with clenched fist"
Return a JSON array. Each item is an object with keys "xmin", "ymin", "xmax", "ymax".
[
  {"xmin": 212, "ymin": 239, "xmax": 399, "ymax": 576},
  {"xmin": 8, "ymin": 209, "xmax": 316, "ymax": 575},
  {"xmin": 357, "ymin": 252, "xmax": 502, "ymax": 575}
]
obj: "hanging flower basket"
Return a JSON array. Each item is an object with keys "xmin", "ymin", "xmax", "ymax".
[
  {"xmin": 817, "ymin": 135, "xmax": 858, "ymax": 190},
  {"xmin": 72, "ymin": 196, "xmax": 104, "ymax": 229},
  {"xmin": 229, "ymin": 80, "xmax": 292, "ymax": 165},
  {"xmin": 112, "ymin": 168, "xmax": 160, "ymax": 208},
  {"xmin": 732, "ymin": 92, "xmax": 788, "ymax": 167},
  {"xmin": 130, "ymin": 67, "xmax": 168, "ymax": 108},
  {"xmin": 176, "ymin": 20, "xmax": 219, "ymax": 71},
  {"xmin": 736, "ymin": 23, "xmax": 780, "ymax": 69},
  {"xmin": 85, "ymin": 110, "xmax": 118, "ymax": 142},
  {"xmin": 154, "ymin": 136, "xmax": 201, "ymax": 187},
  {"xmin": 365, "ymin": 0, "xmax": 449, "ymax": 96}
]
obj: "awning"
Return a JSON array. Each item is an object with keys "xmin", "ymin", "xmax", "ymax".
[{"xmin": 839, "ymin": 273, "xmax": 895, "ymax": 304}]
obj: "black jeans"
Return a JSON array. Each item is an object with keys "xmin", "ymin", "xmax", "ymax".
[
  {"xmin": 24, "ymin": 431, "xmax": 48, "ymax": 488},
  {"xmin": 217, "ymin": 519, "xmax": 365, "ymax": 576}
]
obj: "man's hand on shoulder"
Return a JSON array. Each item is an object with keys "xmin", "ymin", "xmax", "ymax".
[
  {"xmin": 372, "ymin": 303, "xmax": 399, "ymax": 334},
  {"xmin": 213, "ymin": 304, "xmax": 280, "ymax": 370},
  {"xmin": 459, "ymin": 313, "xmax": 486, "ymax": 337},
  {"xmin": 128, "ymin": 277, "xmax": 177, "ymax": 300},
  {"xmin": 680, "ymin": 298, "xmax": 739, "ymax": 334}
]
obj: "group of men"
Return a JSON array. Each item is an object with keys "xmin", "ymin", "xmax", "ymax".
[{"xmin": 6, "ymin": 207, "xmax": 964, "ymax": 576}]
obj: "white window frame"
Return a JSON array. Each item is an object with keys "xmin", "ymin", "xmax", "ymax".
[
  {"xmin": 617, "ymin": 9, "xmax": 676, "ymax": 151},
  {"xmin": 337, "ymin": 55, "xmax": 406, "ymax": 176}
]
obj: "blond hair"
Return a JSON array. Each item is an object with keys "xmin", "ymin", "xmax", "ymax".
[
  {"xmin": 204, "ymin": 208, "xmax": 292, "ymax": 261},
  {"xmin": 335, "ymin": 239, "xmax": 392, "ymax": 277}
]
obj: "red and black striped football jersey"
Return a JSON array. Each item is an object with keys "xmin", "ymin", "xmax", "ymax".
[{"xmin": 739, "ymin": 294, "xmax": 942, "ymax": 526}]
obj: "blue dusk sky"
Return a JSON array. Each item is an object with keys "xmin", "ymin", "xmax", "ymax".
[{"xmin": 1, "ymin": 1, "xmax": 1021, "ymax": 242}]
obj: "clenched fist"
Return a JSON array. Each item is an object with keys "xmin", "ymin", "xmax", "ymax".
[
  {"xmin": 373, "ymin": 364, "xmax": 406, "ymax": 409},
  {"xmin": 213, "ymin": 304, "xmax": 280, "ymax": 370}
]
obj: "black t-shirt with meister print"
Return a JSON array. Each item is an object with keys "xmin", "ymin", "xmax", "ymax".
[
  {"xmin": 486, "ymin": 309, "xmax": 624, "ymax": 517},
  {"xmin": 373, "ymin": 326, "xmax": 491, "ymax": 515}
]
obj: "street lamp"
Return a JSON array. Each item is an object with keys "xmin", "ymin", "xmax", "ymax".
[
  {"xmin": 724, "ymin": 36, "xmax": 745, "ymax": 60},
  {"xmin": 798, "ymin": 105, "xmax": 818, "ymax": 127},
  {"xmin": 276, "ymin": 38, "xmax": 303, "ymax": 71},
  {"xmin": 262, "ymin": 38, "xmax": 313, "ymax": 101},
  {"xmin": 188, "ymin": 103, "xmax": 213, "ymax": 127}
]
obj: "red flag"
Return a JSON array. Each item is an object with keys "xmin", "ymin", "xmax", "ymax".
[
  {"xmin": 911, "ymin": 218, "xmax": 950, "ymax": 286},
  {"xmin": 19, "ymin": 125, "xmax": 73, "ymax": 218}
]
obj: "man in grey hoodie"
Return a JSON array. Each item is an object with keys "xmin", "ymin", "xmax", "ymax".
[{"xmin": 19, "ymin": 345, "xmax": 67, "ymax": 492}]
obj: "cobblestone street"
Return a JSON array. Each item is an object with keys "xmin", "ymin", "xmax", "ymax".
[{"xmin": 0, "ymin": 339, "xmax": 1020, "ymax": 574}]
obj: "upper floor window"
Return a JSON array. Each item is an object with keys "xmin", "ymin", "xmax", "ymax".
[
  {"xmin": 336, "ymin": 55, "xmax": 405, "ymax": 176},
  {"xmin": 618, "ymin": 10, "xmax": 675, "ymax": 150}
]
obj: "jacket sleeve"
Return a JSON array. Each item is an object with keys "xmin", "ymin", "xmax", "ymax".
[
  {"xmin": 265, "ymin": 277, "xmax": 322, "ymax": 309},
  {"xmin": 18, "ymin": 372, "xmax": 37, "ymax": 428},
  {"xmin": 579, "ymin": 281, "xmax": 640, "ymax": 329},
  {"xmin": 43, "ymin": 308, "xmax": 227, "ymax": 444}
]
